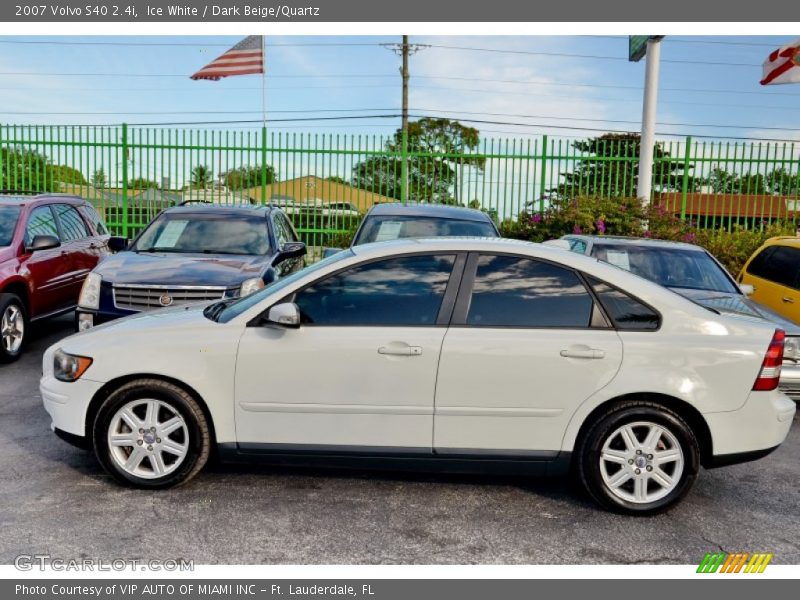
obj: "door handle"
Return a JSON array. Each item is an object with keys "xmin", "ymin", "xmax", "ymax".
[
  {"xmin": 783, "ymin": 297, "xmax": 795, "ymax": 304},
  {"xmin": 378, "ymin": 344, "xmax": 423, "ymax": 356},
  {"xmin": 560, "ymin": 348, "xmax": 605, "ymax": 359}
]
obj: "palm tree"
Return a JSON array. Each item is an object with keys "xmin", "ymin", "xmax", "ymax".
[{"xmin": 190, "ymin": 165, "xmax": 212, "ymax": 190}]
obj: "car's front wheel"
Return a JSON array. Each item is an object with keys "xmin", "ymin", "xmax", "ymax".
[
  {"xmin": 92, "ymin": 379, "xmax": 210, "ymax": 488},
  {"xmin": 577, "ymin": 402, "xmax": 700, "ymax": 515},
  {"xmin": 0, "ymin": 293, "xmax": 27, "ymax": 363}
]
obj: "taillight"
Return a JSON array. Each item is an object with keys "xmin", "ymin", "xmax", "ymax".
[{"xmin": 753, "ymin": 329, "xmax": 785, "ymax": 391}]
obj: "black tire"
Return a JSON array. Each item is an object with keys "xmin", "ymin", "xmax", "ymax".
[
  {"xmin": 92, "ymin": 379, "xmax": 211, "ymax": 489},
  {"xmin": 576, "ymin": 401, "xmax": 700, "ymax": 515},
  {"xmin": 0, "ymin": 293, "xmax": 28, "ymax": 363}
]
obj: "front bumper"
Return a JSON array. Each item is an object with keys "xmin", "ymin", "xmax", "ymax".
[
  {"xmin": 779, "ymin": 362, "xmax": 800, "ymax": 402},
  {"xmin": 704, "ymin": 389, "xmax": 795, "ymax": 465},
  {"xmin": 41, "ymin": 374, "xmax": 105, "ymax": 440}
]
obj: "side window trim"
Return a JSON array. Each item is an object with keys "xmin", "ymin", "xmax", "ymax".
[
  {"xmin": 450, "ymin": 252, "xmax": 601, "ymax": 330},
  {"xmin": 272, "ymin": 251, "xmax": 465, "ymax": 327}
]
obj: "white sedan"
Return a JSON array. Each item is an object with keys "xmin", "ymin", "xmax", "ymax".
[{"xmin": 40, "ymin": 238, "xmax": 795, "ymax": 514}]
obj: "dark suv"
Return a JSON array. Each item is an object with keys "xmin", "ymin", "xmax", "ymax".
[
  {"xmin": 0, "ymin": 193, "xmax": 110, "ymax": 362},
  {"xmin": 76, "ymin": 204, "xmax": 306, "ymax": 329}
]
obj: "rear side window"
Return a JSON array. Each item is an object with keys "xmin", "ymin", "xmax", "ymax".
[
  {"xmin": 54, "ymin": 204, "xmax": 90, "ymax": 241},
  {"xmin": 81, "ymin": 204, "xmax": 109, "ymax": 236},
  {"xmin": 25, "ymin": 205, "xmax": 58, "ymax": 243},
  {"xmin": 587, "ymin": 276, "xmax": 660, "ymax": 330},
  {"xmin": 293, "ymin": 254, "xmax": 455, "ymax": 326},
  {"xmin": 746, "ymin": 245, "xmax": 800, "ymax": 290},
  {"xmin": 466, "ymin": 255, "xmax": 593, "ymax": 328}
]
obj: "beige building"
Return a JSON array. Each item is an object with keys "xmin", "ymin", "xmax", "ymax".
[{"xmin": 244, "ymin": 175, "xmax": 396, "ymax": 212}]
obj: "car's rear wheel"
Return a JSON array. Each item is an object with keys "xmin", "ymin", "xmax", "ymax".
[
  {"xmin": 0, "ymin": 293, "xmax": 27, "ymax": 363},
  {"xmin": 577, "ymin": 402, "xmax": 700, "ymax": 515},
  {"xmin": 92, "ymin": 379, "xmax": 210, "ymax": 488}
]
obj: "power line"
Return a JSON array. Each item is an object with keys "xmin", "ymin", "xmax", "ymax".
[
  {"xmin": 0, "ymin": 107, "xmax": 398, "ymax": 116},
  {"xmin": 588, "ymin": 35, "xmax": 782, "ymax": 49},
  {"xmin": 0, "ymin": 39, "xmax": 389, "ymax": 48}
]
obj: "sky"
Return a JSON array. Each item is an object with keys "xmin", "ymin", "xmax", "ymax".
[{"xmin": 0, "ymin": 34, "xmax": 799, "ymax": 141}]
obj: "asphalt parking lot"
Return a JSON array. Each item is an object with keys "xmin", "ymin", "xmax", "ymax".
[{"xmin": 1, "ymin": 314, "xmax": 799, "ymax": 565}]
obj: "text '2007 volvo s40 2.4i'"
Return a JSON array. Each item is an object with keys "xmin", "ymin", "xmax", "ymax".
[{"xmin": 40, "ymin": 238, "xmax": 795, "ymax": 514}]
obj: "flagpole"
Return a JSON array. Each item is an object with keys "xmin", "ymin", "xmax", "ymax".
[{"xmin": 261, "ymin": 34, "xmax": 267, "ymax": 206}]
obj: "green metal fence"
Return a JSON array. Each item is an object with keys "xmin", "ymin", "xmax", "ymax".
[{"xmin": 2, "ymin": 124, "xmax": 799, "ymax": 247}]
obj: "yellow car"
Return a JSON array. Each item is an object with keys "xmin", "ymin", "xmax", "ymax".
[{"xmin": 738, "ymin": 237, "xmax": 800, "ymax": 324}]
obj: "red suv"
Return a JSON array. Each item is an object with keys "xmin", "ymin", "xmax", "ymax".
[{"xmin": 0, "ymin": 193, "xmax": 110, "ymax": 362}]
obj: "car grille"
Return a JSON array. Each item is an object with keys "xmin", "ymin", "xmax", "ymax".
[
  {"xmin": 112, "ymin": 284, "xmax": 229, "ymax": 312},
  {"xmin": 779, "ymin": 381, "xmax": 800, "ymax": 402}
]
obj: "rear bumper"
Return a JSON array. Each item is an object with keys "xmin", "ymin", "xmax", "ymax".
[{"xmin": 704, "ymin": 389, "xmax": 795, "ymax": 462}]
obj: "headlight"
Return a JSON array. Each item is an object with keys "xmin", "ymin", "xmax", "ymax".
[
  {"xmin": 53, "ymin": 349, "xmax": 93, "ymax": 382},
  {"xmin": 784, "ymin": 336, "xmax": 800, "ymax": 361},
  {"xmin": 78, "ymin": 272, "xmax": 102, "ymax": 309},
  {"xmin": 240, "ymin": 277, "xmax": 265, "ymax": 297}
]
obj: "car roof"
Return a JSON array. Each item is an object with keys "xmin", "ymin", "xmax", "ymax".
[
  {"xmin": 564, "ymin": 234, "xmax": 705, "ymax": 252},
  {"xmin": 0, "ymin": 192, "xmax": 87, "ymax": 206},
  {"xmin": 365, "ymin": 202, "xmax": 493, "ymax": 222},
  {"xmin": 764, "ymin": 236, "xmax": 800, "ymax": 246},
  {"xmin": 162, "ymin": 203, "xmax": 273, "ymax": 216}
]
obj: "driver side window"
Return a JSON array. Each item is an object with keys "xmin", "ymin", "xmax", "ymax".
[
  {"xmin": 25, "ymin": 205, "xmax": 59, "ymax": 246},
  {"xmin": 290, "ymin": 254, "xmax": 455, "ymax": 326}
]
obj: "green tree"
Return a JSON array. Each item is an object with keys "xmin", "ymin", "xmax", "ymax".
[
  {"xmin": 702, "ymin": 167, "xmax": 767, "ymax": 195},
  {"xmin": 351, "ymin": 118, "xmax": 484, "ymax": 204},
  {"xmin": 0, "ymin": 147, "xmax": 58, "ymax": 192},
  {"xmin": 222, "ymin": 165, "xmax": 277, "ymax": 190},
  {"xmin": 765, "ymin": 167, "xmax": 799, "ymax": 195},
  {"xmin": 92, "ymin": 168, "xmax": 107, "ymax": 189},
  {"xmin": 51, "ymin": 165, "xmax": 87, "ymax": 185},
  {"xmin": 128, "ymin": 177, "xmax": 159, "ymax": 190},
  {"xmin": 325, "ymin": 175, "xmax": 348, "ymax": 185},
  {"xmin": 549, "ymin": 133, "xmax": 695, "ymax": 203},
  {"xmin": 189, "ymin": 165, "xmax": 213, "ymax": 190}
]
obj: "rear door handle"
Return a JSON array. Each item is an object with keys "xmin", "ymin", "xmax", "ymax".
[
  {"xmin": 378, "ymin": 344, "xmax": 423, "ymax": 356},
  {"xmin": 560, "ymin": 348, "xmax": 605, "ymax": 359},
  {"xmin": 783, "ymin": 297, "xmax": 795, "ymax": 304}
]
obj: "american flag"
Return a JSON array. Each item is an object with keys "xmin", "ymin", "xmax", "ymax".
[{"xmin": 190, "ymin": 35, "xmax": 264, "ymax": 81}]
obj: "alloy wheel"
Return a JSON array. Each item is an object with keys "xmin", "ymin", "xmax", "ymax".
[{"xmin": 1, "ymin": 304, "xmax": 24, "ymax": 355}]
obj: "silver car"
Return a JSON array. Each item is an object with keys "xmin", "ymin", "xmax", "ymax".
[{"xmin": 557, "ymin": 235, "xmax": 800, "ymax": 401}]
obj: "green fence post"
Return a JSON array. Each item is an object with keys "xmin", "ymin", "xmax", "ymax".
[
  {"xmin": 121, "ymin": 123, "xmax": 129, "ymax": 239},
  {"xmin": 261, "ymin": 125, "xmax": 267, "ymax": 205},
  {"xmin": 680, "ymin": 135, "xmax": 692, "ymax": 221},
  {"xmin": 538, "ymin": 134, "xmax": 548, "ymax": 214},
  {"xmin": 400, "ymin": 127, "xmax": 408, "ymax": 204}
]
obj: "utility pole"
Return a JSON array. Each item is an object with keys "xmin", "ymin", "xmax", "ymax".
[
  {"xmin": 384, "ymin": 37, "xmax": 428, "ymax": 203},
  {"xmin": 636, "ymin": 37, "xmax": 663, "ymax": 206}
]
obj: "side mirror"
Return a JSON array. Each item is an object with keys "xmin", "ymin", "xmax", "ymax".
[
  {"xmin": 275, "ymin": 241, "xmax": 307, "ymax": 263},
  {"xmin": 740, "ymin": 283, "xmax": 755, "ymax": 296},
  {"xmin": 108, "ymin": 236, "xmax": 128, "ymax": 252},
  {"xmin": 28, "ymin": 234, "xmax": 60, "ymax": 252},
  {"xmin": 321, "ymin": 247, "xmax": 343, "ymax": 259},
  {"xmin": 264, "ymin": 302, "xmax": 301, "ymax": 328}
]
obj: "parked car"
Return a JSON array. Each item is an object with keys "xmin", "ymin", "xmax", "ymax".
[
  {"xmin": 42, "ymin": 238, "xmax": 794, "ymax": 514},
  {"xmin": 322, "ymin": 203, "xmax": 500, "ymax": 258},
  {"xmin": 75, "ymin": 203, "xmax": 306, "ymax": 330},
  {"xmin": 738, "ymin": 236, "xmax": 800, "ymax": 323},
  {"xmin": 558, "ymin": 234, "xmax": 800, "ymax": 401},
  {"xmin": 0, "ymin": 193, "xmax": 110, "ymax": 362}
]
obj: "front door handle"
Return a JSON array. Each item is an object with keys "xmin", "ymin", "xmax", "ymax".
[
  {"xmin": 783, "ymin": 297, "xmax": 795, "ymax": 304},
  {"xmin": 560, "ymin": 348, "xmax": 605, "ymax": 359},
  {"xmin": 378, "ymin": 344, "xmax": 423, "ymax": 356}
]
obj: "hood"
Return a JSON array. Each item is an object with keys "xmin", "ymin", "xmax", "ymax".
[
  {"xmin": 671, "ymin": 287, "xmax": 800, "ymax": 336},
  {"xmin": 94, "ymin": 251, "xmax": 267, "ymax": 286}
]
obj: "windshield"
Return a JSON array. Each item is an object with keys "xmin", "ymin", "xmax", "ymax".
[
  {"xmin": 354, "ymin": 215, "xmax": 497, "ymax": 245},
  {"xmin": 215, "ymin": 250, "xmax": 354, "ymax": 323},
  {"xmin": 0, "ymin": 206, "xmax": 21, "ymax": 246},
  {"xmin": 591, "ymin": 244, "xmax": 739, "ymax": 294},
  {"xmin": 131, "ymin": 212, "xmax": 270, "ymax": 255}
]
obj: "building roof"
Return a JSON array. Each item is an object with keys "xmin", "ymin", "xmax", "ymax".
[
  {"xmin": 244, "ymin": 175, "xmax": 396, "ymax": 211},
  {"xmin": 658, "ymin": 192, "xmax": 798, "ymax": 219}
]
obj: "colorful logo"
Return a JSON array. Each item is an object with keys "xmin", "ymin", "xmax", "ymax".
[{"xmin": 697, "ymin": 552, "xmax": 773, "ymax": 574}]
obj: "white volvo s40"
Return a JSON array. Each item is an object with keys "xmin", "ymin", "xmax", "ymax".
[{"xmin": 40, "ymin": 238, "xmax": 795, "ymax": 514}]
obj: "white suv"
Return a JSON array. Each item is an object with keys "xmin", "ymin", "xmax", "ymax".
[{"xmin": 40, "ymin": 238, "xmax": 795, "ymax": 514}]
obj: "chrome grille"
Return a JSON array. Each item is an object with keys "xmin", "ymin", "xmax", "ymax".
[{"xmin": 113, "ymin": 284, "xmax": 228, "ymax": 312}]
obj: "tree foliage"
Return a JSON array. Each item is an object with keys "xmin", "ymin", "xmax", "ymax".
[
  {"xmin": 128, "ymin": 177, "xmax": 159, "ymax": 190},
  {"xmin": 0, "ymin": 147, "xmax": 59, "ymax": 192},
  {"xmin": 222, "ymin": 165, "xmax": 277, "ymax": 190},
  {"xmin": 189, "ymin": 165, "xmax": 213, "ymax": 190},
  {"xmin": 351, "ymin": 118, "xmax": 484, "ymax": 204}
]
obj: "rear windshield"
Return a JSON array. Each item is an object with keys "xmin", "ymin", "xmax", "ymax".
[
  {"xmin": 591, "ymin": 244, "xmax": 738, "ymax": 294},
  {"xmin": 131, "ymin": 212, "xmax": 271, "ymax": 255},
  {"xmin": 0, "ymin": 206, "xmax": 21, "ymax": 246},
  {"xmin": 354, "ymin": 215, "xmax": 497, "ymax": 245}
]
